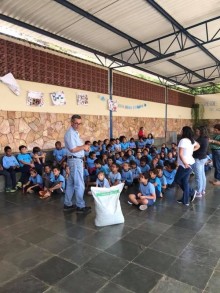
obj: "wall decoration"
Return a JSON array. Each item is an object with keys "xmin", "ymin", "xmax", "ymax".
[
  {"xmin": 27, "ymin": 91, "xmax": 44, "ymax": 107},
  {"xmin": 77, "ymin": 93, "xmax": 88, "ymax": 105},
  {"xmin": 108, "ymin": 99, "xmax": 118, "ymax": 112},
  {"xmin": 99, "ymin": 95, "xmax": 146, "ymax": 110},
  {"xmin": 50, "ymin": 91, "xmax": 66, "ymax": 106},
  {"xmin": 0, "ymin": 72, "xmax": 20, "ymax": 95}
]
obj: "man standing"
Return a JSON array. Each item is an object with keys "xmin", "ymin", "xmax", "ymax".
[{"xmin": 63, "ymin": 114, "xmax": 91, "ymax": 213}]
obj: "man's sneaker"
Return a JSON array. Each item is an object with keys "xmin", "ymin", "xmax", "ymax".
[
  {"xmin": 5, "ymin": 188, "xmax": 16, "ymax": 193},
  {"xmin": 76, "ymin": 206, "xmax": 92, "ymax": 214},
  {"xmin": 201, "ymin": 190, "xmax": 206, "ymax": 195},
  {"xmin": 138, "ymin": 204, "xmax": 148, "ymax": 211},
  {"xmin": 63, "ymin": 204, "xmax": 76, "ymax": 212},
  {"xmin": 177, "ymin": 200, "xmax": 183, "ymax": 204},
  {"xmin": 185, "ymin": 203, "xmax": 190, "ymax": 206},
  {"xmin": 190, "ymin": 190, "xmax": 197, "ymax": 202},
  {"xmin": 195, "ymin": 192, "xmax": 202, "ymax": 198},
  {"xmin": 16, "ymin": 182, "xmax": 22, "ymax": 189},
  {"xmin": 127, "ymin": 200, "xmax": 133, "ymax": 205}
]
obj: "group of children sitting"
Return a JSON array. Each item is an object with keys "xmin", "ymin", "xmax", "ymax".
[{"xmin": 0, "ymin": 135, "xmax": 212, "ymax": 208}]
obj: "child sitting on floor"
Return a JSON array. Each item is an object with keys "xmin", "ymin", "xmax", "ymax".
[
  {"xmin": 23, "ymin": 168, "xmax": 43, "ymax": 194},
  {"xmin": 128, "ymin": 173, "xmax": 156, "ymax": 210},
  {"xmin": 121, "ymin": 162, "xmax": 133, "ymax": 190},
  {"xmin": 156, "ymin": 165, "xmax": 167, "ymax": 194},
  {"xmin": 17, "ymin": 145, "xmax": 35, "ymax": 186},
  {"xmin": 163, "ymin": 162, "xmax": 177, "ymax": 187},
  {"xmin": 39, "ymin": 166, "xmax": 65, "ymax": 199},
  {"xmin": 108, "ymin": 163, "xmax": 121, "ymax": 186},
  {"xmin": 96, "ymin": 171, "xmax": 110, "ymax": 188},
  {"xmin": 149, "ymin": 168, "xmax": 162, "ymax": 198},
  {"xmin": 53, "ymin": 141, "xmax": 67, "ymax": 167}
]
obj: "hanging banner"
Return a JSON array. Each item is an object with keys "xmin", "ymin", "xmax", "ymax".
[
  {"xmin": 50, "ymin": 91, "xmax": 66, "ymax": 106},
  {"xmin": 77, "ymin": 93, "xmax": 88, "ymax": 105},
  {"xmin": 0, "ymin": 72, "xmax": 20, "ymax": 95},
  {"xmin": 99, "ymin": 95, "xmax": 146, "ymax": 110},
  {"xmin": 108, "ymin": 99, "xmax": 118, "ymax": 112},
  {"xmin": 27, "ymin": 91, "xmax": 44, "ymax": 107}
]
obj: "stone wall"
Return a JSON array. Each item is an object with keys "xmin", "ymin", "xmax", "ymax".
[{"xmin": 0, "ymin": 110, "xmax": 193, "ymax": 153}]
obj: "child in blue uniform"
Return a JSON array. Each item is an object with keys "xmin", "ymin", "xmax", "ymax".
[
  {"xmin": 128, "ymin": 173, "xmax": 156, "ymax": 210},
  {"xmin": 96, "ymin": 171, "xmax": 110, "ymax": 188},
  {"xmin": 130, "ymin": 160, "xmax": 142, "ymax": 183},
  {"xmin": 163, "ymin": 162, "xmax": 177, "ymax": 187},
  {"xmin": 140, "ymin": 158, "xmax": 150, "ymax": 173},
  {"xmin": 23, "ymin": 168, "xmax": 43, "ymax": 194},
  {"xmin": 156, "ymin": 165, "xmax": 167, "ymax": 194},
  {"xmin": 42, "ymin": 164, "xmax": 54, "ymax": 189},
  {"xmin": 53, "ymin": 141, "xmax": 67, "ymax": 167},
  {"xmin": 17, "ymin": 145, "xmax": 35, "ymax": 186},
  {"xmin": 149, "ymin": 168, "xmax": 162, "ymax": 198},
  {"xmin": 121, "ymin": 162, "xmax": 133, "ymax": 189},
  {"xmin": 108, "ymin": 163, "xmax": 121, "ymax": 186}
]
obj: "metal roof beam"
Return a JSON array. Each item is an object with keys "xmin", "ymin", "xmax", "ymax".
[
  {"xmin": 146, "ymin": 0, "xmax": 220, "ymax": 64},
  {"xmin": 0, "ymin": 14, "xmax": 192, "ymax": 89}
]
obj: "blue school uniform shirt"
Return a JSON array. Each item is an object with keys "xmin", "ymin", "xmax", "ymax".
[
  {"xmin": 114, "ymin": 143, "xmax": 121, "ymax": 152},
  {"xmin": 17, "ymin": 153, "xmax": 32, "ymax": 167},
  {"xmin": 90, "ymin": 145, "xmax": 100, "ymax": 156},
  {"xmin": 51, "ymin": 174, "xmax": 65, "ymax": 190},
  {"xmin": 29, "ymin": 174, "xmax": 43, "ymax": 185},
  {"xmin": 139, "ymin": 182, "xmax": 155, "ymax": 199},
  {"xmin": 53, "ymin": 148, "xmax": 67, "ymax": 161},
  {"xmin": 150, "ymin": 177, "xmax": 162, "ymax": 192},
  {"xmin": 145, "ymin": 138, "xmax": 154, "ymax": 146},
  {"xmin": 96, "ymin": 165, "xmax": 108, "ymax": 176},
  {"xmin": 163, "ymin": 169, "xmax": 176, "ymax": 185},
  {"xmin": 131, "ymin": 166, "xmax": 142, "ymax": 179},
  {"xmin": 2, "ymin": 155, "xmax": 19, "ymax": 169},
  {"xmin": 44, "ymin": 171, "xmax": 54, "ymax": 181},
  {"xmin": 121, "ymin": 170, "xmax": 133, "ymax": 184},
  {"xmin": 115, "ymin": 159, "xmax": 123, "ymax": 165},
  {"xmin": 135, "ymin": 158, "xmax": 141, "ymax": 166},
  {"xmin": 140, "ymin": 164, "xmax": 150, "ymax": 173},
  {"xmin": 108, "ymin": 172, "xmax": 121, "ymax": 185},
  {"xmin": 120, "ymin": 142, "xmax": 129, "ymax": 151},
  {"xmin": 129, "ymin": 142, "xmax": 136, "ymax": 149},
  {"xmin": 84, "ymin": 168, "xmax": 89, "ymax": 182},
  {"xmin": 128, "ymin": 155, "xmax": 135, "ymax": 162},
  {"xmin": 158, "ymin": 175, "xmax": 167, "ymax": 186},
  {"xmin": 96, "ymin": 178, "xmax": 110, "ymax": 188},
  {"xmin": 137, "ymin": 141, "xmax": 146, "ymax": 148},
  {"xmin": 64, "ymin": 127, "xmax": 84, "ymax": 158},
  {"xmin": 86, "ymin": 157, "xmax": 96, "ymax": 168}
]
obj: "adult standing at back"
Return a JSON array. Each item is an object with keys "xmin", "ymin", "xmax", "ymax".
[
  {"xmin": 209, "ymin": 124, "xmax": 220, "ymax": 186},
  {"xmin": 193, "ymin": 126, "xmax": 209, "ymax": 197},
  {"xmin": 174, "ymin": 126, "xmax": 200, "ymax": 206},
  {"xmin": 63, "ymin": 114, "xmax": 91, "ymax": 213}
]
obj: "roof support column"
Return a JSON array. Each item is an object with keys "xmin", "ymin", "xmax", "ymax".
[
  {"xmin": 165, "ymin": 86, "xmax": 168, "ymax": 142},
  {"xmin": 108, "ymin": 68, "xmax": 113, "ymax": 138}
]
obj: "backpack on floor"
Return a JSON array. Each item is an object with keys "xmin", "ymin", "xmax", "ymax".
[{"xmin": 91, "ymin": 183, "xmax": 124, "ymax": 227}]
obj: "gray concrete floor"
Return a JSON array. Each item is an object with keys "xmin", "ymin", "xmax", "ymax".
[{"xmin": 0, "ymin": 171, "xmax": 220, "ymax": 293}]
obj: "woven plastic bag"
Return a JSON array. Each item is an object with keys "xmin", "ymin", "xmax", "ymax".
[{"xmin": 91, "ymin": 183, "xmax": 124, "ymax": 227}]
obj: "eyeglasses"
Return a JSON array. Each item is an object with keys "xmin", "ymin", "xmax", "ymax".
[{"xmin": 73, "ymin": 122, "xmax": 82, "ymax": 125}]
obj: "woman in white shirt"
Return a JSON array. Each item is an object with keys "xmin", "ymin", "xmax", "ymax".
[{"xmin": 175, "ymin": 126, "xmax": 200, "ymax": 206}]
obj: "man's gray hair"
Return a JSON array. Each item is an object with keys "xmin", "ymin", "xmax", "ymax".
[{"xmin": 71, "ymin": 114, "xmax": 81, "ymax": 121}]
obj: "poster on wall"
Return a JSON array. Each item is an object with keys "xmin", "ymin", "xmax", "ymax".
[
  {"xmin": 108, "ymin": 99, "xmax": 118, "ymax": 112},
  {"xmin": 0, "ymin": 72, "xmax": 20, "ymax": 96},
  {"xmin": 50, "ymin": 91, "xmax": 66, "ymax": 106},
  {"xmin": 76, "ymin": 93, "xmax": 88, "ymax": 105},
  {"xmin": 27, "ymin": 91, "xmax": 44, "ymax": 107}
]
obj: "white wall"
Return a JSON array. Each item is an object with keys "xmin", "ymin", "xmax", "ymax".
[{"xmin": 196, "ymin": 93, "xmax": 220, "ymax": 119}]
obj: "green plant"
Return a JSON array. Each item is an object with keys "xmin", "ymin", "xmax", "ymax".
[{"xmin": 191, "ymin": 103, "xmax": 204, "ymax": 129}]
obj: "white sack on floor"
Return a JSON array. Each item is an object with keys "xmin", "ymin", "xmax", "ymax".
[{"xmin": 91, "ymin": 183, "xmax": 124, "ymax": 227}]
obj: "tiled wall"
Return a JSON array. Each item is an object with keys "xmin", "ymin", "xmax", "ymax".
[{"xmin": 0, "ymin": 38, "xmax": 195, "ymax": 106}]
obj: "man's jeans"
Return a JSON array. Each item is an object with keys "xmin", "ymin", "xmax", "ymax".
[
  {"xmin": 193, "ymin": 158, "xmax": 207, "ymax": 193},
  {"xmin": 64, "ymin": 158, "xmax": 85, "ymax": 208},
  {"xmin": 212, "ymin": 150, "xmax": 220, "ymax": 181},
  {"xmin": 174, "ymin": 165, "xmax": 194, "ymax": 204}
]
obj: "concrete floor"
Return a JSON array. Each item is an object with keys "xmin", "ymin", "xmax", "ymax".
[{"xmin": 0, "ymin": 171, "xmax": 220, "ymax": 293}]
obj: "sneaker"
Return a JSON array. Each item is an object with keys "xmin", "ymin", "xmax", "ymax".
[
  {"xmin": 63, "ymin": 204, "xmax": 77, "ymax": 212},
  {"xmin": 76, "ymin": 206, "xmax": 92, "ymax": 214},
  {"xmin": 16, "ymin": 182, "xmax": 22, "ymax": 189},
  {"xmin": 124, "ymin": 186, "xmax": 128, "ymax": 190},
  {"xmin": 138, "ymin": 204, "xmax": 148, "ymax": 211},
  {"xmin": 177, "ymin": 200, "xmax": 183, "ymax": 204},
  {"xmin": 8, "ymin": 188, "xmax": 17, "ymax": 193},
  {"xmin": 201, "ymin": 190, "xmax": 206, "ymax": 195},
  {"xmin": 190, "ymin": 190, "xmax": 197, "ymax": 202},
  {"xmin": 184, "ymin": 203, "xmax": 190, "ymax": 206},
  {"xmin": 195, "ymin": 192, "xmax": 202, "ymax": 198},
  {"xmin": 127, "ymin": 200, "xmax": 133, "ymax": 205}
]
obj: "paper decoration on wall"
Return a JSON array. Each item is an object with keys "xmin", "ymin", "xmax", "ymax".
[
  {"xmin": 99, "ymin": 95, "xmax": 146, "ymax": 110},
  {"xmin": 77, "ymin": 93, "xmax": 88, "ymax": 105},
  {"xmin": 108, "ymin": 99, "xmax": 118, "ymax": 112},
  {"xmin": 0, "ymin": 72, "xmax": 20, "ymax": 95},
  {"xmin": 27, "ymin": 91, "xmax": 44, "ymax": 107},
  {"xmin": 50, "ymin": 91, "xmax": 66, "ymax": 106}
]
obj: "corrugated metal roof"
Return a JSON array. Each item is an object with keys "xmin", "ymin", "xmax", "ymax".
[{"xmin": 1, "ymin": 0, "xmax": 220, "ymax": 88}]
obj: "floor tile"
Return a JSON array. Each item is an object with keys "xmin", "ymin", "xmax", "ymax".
[
  {"xmin": 162, "ymin": 225, "xmax": 197, "ymax": 241},
  {"xmin": 57, "ymin": 268, "xmax": 107, "ymax": 293},
  {"xmin": 0, "ymin": 260, "xmax": 20, "ymax": 284},
  {"xmin": 207, "ymin": 215, "xmax": 220, "ymax": 226},
  {"xmin": 122, "ymin": 229, "xmax": 158, "ymax": 247},
  {"xmin": 149, "ymin": 235, "xmax": 190, "ymax": 256},
  {"xmin": 19, "ymin": 227, "xmax": 55, "ymax": 244},
  {"xmin": 99, "ymin": 224, "xmax": 132, "ymax": 238},
  {"xmin": 0, "ymin": 274, "xmax": 49, "ymax": 293},
  {"xmin": 82, "ymin": 231, "xmax": 120, "ymax": 250},
  {"xmin": 99, "ymin": 282, "xmax": 134, "ymax": 293},
  {"xmin": 59, "ymin": 224, "xmax": 95, "ymax": 241},
  {"xmin": 180, "ymin": 244, "xmax": 220, "ymax": 268},
  {"xmin": 151, "ymin": 276, "xmax": 202, "ymax": 293},
  {"xmin": 167, "ymin": 258, "xmax": 213, "ymax": 289},
  {"xmin": 83, "ymin": 252, "xmax": 128, "ymax": 279},
  {"xmin": 31, "ymin": 256, "xmax": 77, "ymax": 285},
  {"xmin": 37, "ymin": 234, "xmax": 75, "ymax": 254},
  {"xmin": 112, "ymin": 263, "xmax": 162, "ymax": 293},
  {"xmin": 106, "ymin": 239, "xmax": 144, "ymax": 261},
  {"xmin": 205, "ymin": 270, "xmax": 220, "ymax": 292},
  {"xmin": 59, "ymin": 242, "xmax": 100, "ymax": 266},
  {"xmin": 0, "ymin": 238, "xmax": 30, "ymax": 261},
  {"xmin": 191, "ymin": 234, "xmax": 220, "ymax": 252},
  {"xmin": 138, "ymin": 220, "xmax": 171, "ymax": 235},
  {"xmin": 134, "ymin": 248, "xmax": 176, "ymax": 274},
  {"xmin": 173, "ymin": 218, "xmax": 205, "ymax": 232}
]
